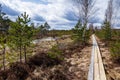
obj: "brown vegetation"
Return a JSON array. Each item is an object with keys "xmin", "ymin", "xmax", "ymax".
[
  {"xmin": 0, "ymin": 37, "xmax": 92, "ymax": 80},
  {"xmin": 96, "ymin": 36, "xmax": 120, "ymax": 80}
]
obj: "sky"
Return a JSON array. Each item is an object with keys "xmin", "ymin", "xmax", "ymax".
[{"xmin": 0, "ymin": 0, "xmax": 109, "ymax": 30}]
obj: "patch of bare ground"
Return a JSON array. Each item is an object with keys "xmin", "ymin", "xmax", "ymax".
[
  {"xmin": 27, "ymin": 37, "xmax": 92, "ymax": 80},
  {"xmin": 33, "ymin": 37, "xmax": 73, "ymax": 54},
  {"xmin": 64, "ymin": 41, "xmax": 92, "ymax": 80},
  {"xmin": 0, "ymin": 37, "xmax": 92, "ymax": 80},
  {"xmin": 33, "ymin": 40, "xmax": 56, "ymax": 53},
  {"xmin": 96, "ymin": 37, "xmax": 120, "ymax": 80}
]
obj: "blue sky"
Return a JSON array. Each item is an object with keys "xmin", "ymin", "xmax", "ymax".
[{"xmin": 0, "ymin": 0, "xmax": 110, "ymax": 29}]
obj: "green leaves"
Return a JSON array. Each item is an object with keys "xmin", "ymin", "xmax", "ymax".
[
  {"xmin": 103, "ymin": 20, "xmax": 112, "ymax": 40},
  {"xmin": 48, "ymin": 45, "xmax": 63, "ymax": 60},
  {"xmin": 95, "ymin": 18, "xmax": 120, "ymax": 62},
  {"xmin": 110, "ymin": 41, "xmax": 120, "ymax": 60},
  {"xmin": 44, "ymin": 22, "xmax": 50, "ymax": 30},
  {"xmin": 0, "ymin": 4, "xmax": 11, "ymax": 70},
  {"xmin": 9, "ymin": 12, "xmax": 35, "ymax": 62},
  {"xmin": 17, "ymin": 12, "xmax": 30, "ymax": 25},
  {"xmin": 36, "ymin": 22, "xmax": 51, "ymax": 38},
  {"xmin": 9, "ymin": 12, "xmax": 33, "ymax": 45},
  {"xmin": 72, "ymin": 20, "xmax": 85, "ymax": 43}
]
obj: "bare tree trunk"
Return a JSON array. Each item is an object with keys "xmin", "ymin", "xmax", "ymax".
[
  {"xmin": 20, "ymin": 38, "xmax": 22, "ymax": 62},
  {"xmin": 55, "ymin": 38, "xmax": 59, "ymax": 45},
  {"xmin": 82, "ymin": 23, "xmax": 87, "ymax": 44},
  {"xmin": 3, "ymin": 47, "xmax": 6, "ymax": 70},
  {"xmin": 73, "ymin": 0, "xmax": 96, "ymax": 44},
  {"xmin": 24, "ymin": 45, "xmax": 27, "ymax": 63}
]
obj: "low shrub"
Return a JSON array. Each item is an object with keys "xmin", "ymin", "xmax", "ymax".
[
  {"xmin": 29, "ymin": 52, "xmax": 61, "ymax": 67},
  {"xmin": 0, "ymin": 69, "xmax": 10, "ymax": 80},
  {"xmin": 7, "ymin": 73, "xmax": 18, "ymax": 80},
  {"xmin": 110, "ymin": 41, "xmax": 120, "ymax": 63},
  {"xmin": 47, "ymin": 45, "xmax": 63, "ymax": 60},
  {"xmin": 0, "ymin": 62, "xmax": 33, "ymax": 80},
  {"xmin": 10, "ymin": 62, "xmax": 31, "ymax": 80},
  {"xmin": 48, "ymin": 69, "xmax": 68, "ymax": 80}
]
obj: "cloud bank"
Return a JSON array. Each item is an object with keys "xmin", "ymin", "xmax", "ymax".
[{"xmin": 0, "ymin": 0, "xmax": 110, "ymax": 29}]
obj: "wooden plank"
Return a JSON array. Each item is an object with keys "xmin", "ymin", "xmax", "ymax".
[
  {"xmin": 94, "ymin": 35, "xmax": 106, "ymax": 80},
  {"xmin": 94, "ymin": 46, "xmax": 100, "ymax": 80},
  {"xmin": 96, "ymin": 43, "xmax": 106, "ymax": 80},
  {"xmin": 88, "ymin": 34, "xmax": 106, "ymax": 80},
  {"xmin": 88, "ymin": 35, "xmax": 95, "ymax": 80}
]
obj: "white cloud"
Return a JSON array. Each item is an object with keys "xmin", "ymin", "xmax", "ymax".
[
  {"xmin": 95, "ymin": 0, "xmax": 109, "ymax": 21},
  {"xmin": 0, "ymin": 0, "xmax": 113, "ymax": 29},
  {"xmin": 1, "ymin": 0, "xmax": 74, "ymax": 29}
]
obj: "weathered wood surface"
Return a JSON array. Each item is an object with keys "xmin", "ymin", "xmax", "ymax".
[{"xmin": 88, "ymin": 34, "xmax": 106, "ymax": 80}]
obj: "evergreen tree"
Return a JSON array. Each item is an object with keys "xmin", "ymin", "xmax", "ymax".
[
  {"xmin": 44, "ymin": 22, "xmax": 50, "ymax": 30},
  {"xmin": 43, "ymin": 22, "xmax": 50, "ymax": 36},
  {"xmin": 37, "ymin": 22, "xmax": 50, "ymax": 38},
  {"xmin": 9, "ymin": 21, "xmax": 23, "ymax": 62},
  {"xmin": 0, "ymin": 4, "xmax": 10, "ymax": 70},
  {"xmin": 9, "ymin": 12, "xmax": 34, "ymax": 62},
  {"xmin": 72, "ymin": 20, "xmax": 84, "ymax": 44},
  {"xmin": 103, "ymin": 18, "xmax": 111, "ymax": 40}
]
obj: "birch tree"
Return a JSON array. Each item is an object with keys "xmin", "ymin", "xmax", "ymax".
[
  {"xmin": 103, "ymin": 0, "xmax": 114, "ymax": 40},
  {"xmin": 73, "ymin": 0, "xmax": 96, "ymax": 43}
]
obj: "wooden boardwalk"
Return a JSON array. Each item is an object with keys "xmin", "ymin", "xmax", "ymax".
[{"xmin": 88, "ymin": 34, "xmax": 106, "ymax": 80}]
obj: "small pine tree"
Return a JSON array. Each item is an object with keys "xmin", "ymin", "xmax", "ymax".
[
  {"xmin": 9, "ymin": 21, "xmax": 23, "ymax": 62},
  {"xmin": 44, "ymin": 22, "xmax": 50, "ymax": 30},
  {"xmin": 38, "ymin": 22, "xmax": 50, "ymax": 38},
  {"xmin": 103, "ymin": 19, "xmax": 112, "ymax": 40},
  {"xmin": 72, "ymin": 20, "xmax": 84, "ymax": 44},
  {"xmin": 9, "ymin": 12, "xmax": 34, "ymax": 62},
  {"xmin": 0, "ymin": 4, "xmax": 10, "ymax": 70}
]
